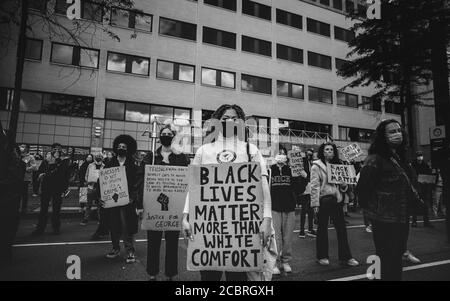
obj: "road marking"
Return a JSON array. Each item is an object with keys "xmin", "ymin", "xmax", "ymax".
[{"xmin": 329, "ymin": 259, "xmax": 450, "ymax": 281}]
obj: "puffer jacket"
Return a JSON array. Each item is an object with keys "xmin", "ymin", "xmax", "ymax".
[{"xmin": 310, "ymin": 159, "xmax": 343, "ymax": 208}]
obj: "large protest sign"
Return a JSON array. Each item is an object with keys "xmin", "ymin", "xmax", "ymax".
[
  {"xmin": 141, "ymin": 166, "xmax": 189, "ymax": 231},
  {"xmin": 327, "ymin": 164, "xmax": 357, "ymax": 185},
  {"xmin": 418, "ymin": 174, "xmax": 436, "ymax": 184},
  {"xmin": 287, "ymin": 150, "xmax": 304, "ymax": 177},
  {"xmin": 99, "ymin": 166, "xmax": 129, "ymax": 208},
  {"xmin": 87, "ymin": 167, "xmax": 100, "ymax": 183},
  {"xmin": 340, "ymin": 143, "xmax": 362, "ymax": 162},
  {"xmin": 187, "ymin": 162, "xmax": 264, "ymax": 272}
]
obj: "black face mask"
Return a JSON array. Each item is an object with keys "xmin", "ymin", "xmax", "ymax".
[
  {"xmin": 116, "ymin": 149, "xmax": 127, "ymax": 157},
  {"xmin": 160, "ymin": 136, "xmax": 173, "ymax": 147},
  {"xmin": 95, "ymin": 158, "xmax": 102, "ymax": 163}
]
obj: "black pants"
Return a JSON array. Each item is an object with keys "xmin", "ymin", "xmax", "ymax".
[
  {"xmin": 37, "ymin": 191, "xmax": 62, "ymax": 232},
  {"xmin": 147, "ymin": 230, "xmax": 179, "ymax": 277},
  {"xmin": 371, "ymin": 220, "xmax": 409, "ymax": 281},
  {"xmin": 21, "ymin": 181, "xmax": 30, "ymax": 213},
  {"xmin": 32, "ymin": 171, "xmax": 40, "ymax": 195},
  {"xmin": 316, "ymin": 202, "xmax": 352, "ymax": 260},
  {"xmin": 94, "ymin": 207, "xmax": 109, "ymax": 236},
  {"xmin": 300, "ymin": 194, "xmax": 314, "ymax": 232},
  {"xmin": 200, "ymin": 271, "xmax": 247, "ymax": 281},
  {"xmin": 0, "ymin": 194, "xmax": 21, "ymax": 265}
]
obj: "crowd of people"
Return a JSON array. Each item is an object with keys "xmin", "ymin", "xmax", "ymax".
[{"xmin": 1, "ymin": 108, "xmax": 449, "ymax": 281}]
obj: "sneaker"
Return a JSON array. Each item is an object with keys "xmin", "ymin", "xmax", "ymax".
[
  {"xmin": 403, "ymin": 251, "xmax": 421, "ymax": 264},
  {"xmin": 365, "ymin": 226, "xmax": 372, "ymax": 233},
  {"xmin": 298, "ymin": 230, "xmax": 306, "ymax": 238},
  {"xmin": 80, "ymin": 219, "xmax": 88, "ymax": 226},
  {"xmin": 282, "ymin": 263, "xmax": 292, "ymax": 273},
  {"xmin": 341, "ymin": 258, "xmax": 359, "ymax": 267},
  {"xmin": 317, "ymin": 258, "xmax": 330, "ymax": 266},
  {"xmin": 106, "ymin": 249, "xmax": 120, "ymax": 259},
  {"xmin": 307, "ymin": 230, "xmax": 317, "ymax": 238},
  {"xmin": 272, "ymin": 266, "xmax": 281, "ymax": 275},
  {"xmin": 126, "ymin": 252, "xmax": 136, "ymax": 263}
]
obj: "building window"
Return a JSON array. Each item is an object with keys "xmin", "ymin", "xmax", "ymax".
[
  {"xmin": 280, "ymin": 118, "xmax": 332, "ymax": 135},
  {"xmin": 54, "ymin": 0, "xmax": 103, "ymax": 22},
  {"xmin": 201, "ymin": 68, "xmax": 235, "ymax": 89},
  {"xmin": 335, "ymin": 58, "xmax": 349, "ymax": 72},
  {"xmin": 242, "ymin": 0, "xmax": 271, "ymax": 21},
  {"xmin": 242, "ymin": 35, "xmax": 272, "ymax": 57},
  {"xmin": 362, "ymin": 96, "xmax": 382, "ymax": 112},
  {"xmin": 126, "ymin": 102, "xmax": 150, "ymax": 123},
  {"xmin": 110, "ymin": 7, "xmax": 152, "ymax": 32},
  {"xmin": 202, "ymin": 27, "xmax": 236, "ymax": 49},
  {"xmin": 156, "ymin": 60, "xmax": 195, "ymax": 83},
  {"xmin": 385, "ymin": 100, "xmax": 403, "ymax": 115},
  {"xmin": 339, "ymin": 126, "xmax": 373, "ymax": 142},
  {"xmin": 20, "ymin": 91, "xmax": 43, "ymax": 113},
  {"xmin": 345, "ymin": 0, "xmax": 355, "ymax": 14},
  {"xmin": 277, "ymin": 44, "xmax": 303, "ymax": 64},
  {"xmin": 105, "ymin": 100, "xmax": 125, "ymax": 120},
  {"xmin": 25, "ymin": 38, "xmax": 43, "ymax": 61},
  {"xmin": 309, "ymin": 86, "xmax": 333, "ymax": 104},
  {"xmin": 277, "ymin": 81, "xmax": 304, "ymax": 100},
  {"xmin": 159, "ymin": 17, "xmax": 197, "ymax": 41},
  {"xmin": 337, "ymin": 91, "xmax": 358, "ymax": 108},
  {"xmin": 51, "ymin": 43, "xmax": 99, "ymax": 69},
  {"xmin": 333, "ymin": 0, "xmax": 343, "ymax": 10},
  {"xmin": 241, "ymin": 74, "xmax": 272, "ymax": 95},
  {"xmin": 334, "ymin": 26, "xmax": 355, "ymax": 43},
  {"xmin": 308, "ymin": 51, "xmax": 332, "ymax": 70},
  {"xmin": 204, "ymin": 0, "xmax": 237, "ymax": 11},
  {"xmin": 307, "ymin": 18, "xmax": 330, "ymax": 37},
  {"xmin": 276, "ymin": 9, "xmax": 302, "ymax": 30},
  {"xmin": 107, "ymin": 52, "xmax": 150, "ymax": 76}
]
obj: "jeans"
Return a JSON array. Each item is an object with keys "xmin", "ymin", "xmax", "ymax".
[
  {"xmin": 299, "ymin": 194, "xmax": 314, "ymax": 232},
  {"xmin": 371, "ymin": 220, "xmax": 409, "ymax": 281},
  {"xmin": 200, "ymin": 271, "xmax": 247, "ymax": 281},
  {"xmin": 147, "ymin": 230, "xmax": 179, "ymax": 277},
  {"xmin": 316, "ymin": 202, "xmax": 352, "ymax": 261},
  {"xmin": 37, "ymin": 191, "xmax": 62, "ymax": 232},
  {"xmin": 272, "ymin": 210, "xmax": 295, "ymax": 264},
  {"xmin": 94, "ymin": 207, "xmax": 109, "ymax": 236},
  {"xmin": 110, "ymin": 207, "xmax": 134, "ymax": 252}
]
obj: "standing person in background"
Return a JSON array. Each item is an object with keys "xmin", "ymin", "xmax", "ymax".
[
  {"xmin": 137, "ymin": 124, "xmax": 190, "ymax": 281},
  {"xmin": 19, "ymin": 144, "xmax": 36, "ymax": 214},
  {"xmin": 32, "ymin": 151, "xmax": 43, "ymax": 197},
  {"xmin": 298, "ymin": 148, "xmax": 316, "ymax": 238},
  {"xmin": 270, "ymin": 147, "xmax": 297, "ymax": 275},
  {"xmin": 433, "ymin": 170, "xmax": 444, "ymax": 217},
  {"xmin": 357, "ymin": 119, "xmax": 421, "ymax": 280},
  {"xmin": 311, "ymin": 142, "xmax": 359, "ymax": 267},
  {"xmin": 438, "ymin": 144, "xmax": 450, "ymax": 244},
  {"xmin": 81, "ymin": 154, "xmax": 103, "ymax": 226},
  {"xmin": 101, "ymin": 135, "xmax": 139, "ymax": 263},
  {"xmin": 411, "ymin": 151, "xmax": 434, "ymax": 228},
  {"xmin": 78, "ymin": 154, "xmax": 93, "ymax": 218}
]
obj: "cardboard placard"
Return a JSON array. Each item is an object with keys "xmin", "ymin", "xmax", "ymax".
[
  {"xmin": 87, "ymin": 167, "xmax": 100, "ymax": 183},
  {"xmin": 326, "ymin": 164, "xmax": 357, "ymax": 185},
  {"xmin": 99, "ymin": 166, "xmax": 130, "ymax": 208},
  {"xmin": 79, "ymin": 187, "xmax": 88, "ymax": 204},
  {"xmin": 141, "ymin": 166, "xmax": 189, "ymax": 231},
  {"xmin": 187, "ymin": 162, "xmax": 264, "ymax": 272},
  {"xmin": 418, "ymin": 174, "xmax": 436, "ymax": 184},
  {"xmin": 288, "ymin": 150, "xmax": 304, "ymax": 177},
  {"xmin": 341, "ymin": 143, "xmax": 362, "ymax": 162}
]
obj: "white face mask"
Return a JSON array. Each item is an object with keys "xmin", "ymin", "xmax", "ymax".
[{"xmin": 275, "ymin": 154, "xmax": 287, "ymax": 165}]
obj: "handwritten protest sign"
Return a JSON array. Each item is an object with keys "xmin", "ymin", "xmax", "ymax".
[
  {"xmin": 288, "ymin": 150, "xmax": 304, "ymax": 177},
  {"xmin": 87, "ymin": 168, "xmax": 100, "ymax": 183},
  {"xmin": 327, "ymin": 164, "xmax": 357, "ymax": 185},
  {"xmin": 99, "ymin": 166, "xmax": 129, "ymax": 208},
  {"xmin": 187, "ymin": 162, "xmax": 264, "ymax": 272},
  {"xmin": 79, "ymin": 187, "xmax": 87, "ymax": 204},
  {"xmin": 340, "ymin": 143, "xmax": 362, "ymax": 162},
  {"xmin": 418, "ymin": 174, "xmax": 436, "ymax": 184},
  {"xmin": 141, "ymin": 166, "xmax": 189, "ymax": 231}
]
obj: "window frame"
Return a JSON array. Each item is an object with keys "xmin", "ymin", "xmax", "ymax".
[
  {"xmin": 277, "ymin": 80, "xmax": 304, "ymax": 100},
  {"xmin": 110, "ymin": 6, "xmax": 153, "ymax": 32},
  {"xmin": 25, "ymin": 38, "xmax": 44, "ymax": 61},
  {"xmin": 276, "ymin": 43, "xmax": 304, "ymax": 64},
  {"xmin": 241, "ymin": 35, "xmax": 272, "ymax": 57},
  {"xmin": 307, "ymin": 51, "xmax": 332, "ymax": 70},
  {"xmin": 203, "ymin": 0, "xmax": 237, "ymax": 12},
  {"xmin": 202, "ymin": 26, "xmax": 236, "ymax": 50},
  {"xmin": 306, "ymin": 18, "xmax": 331, "ymax": 38},
  {"xmin": 337, "ymin": 91, "xmax": 359, "ymax": 108},
  {"xmin": 201, "ymin": 67, "xmax": 236, "ymax": 89},
  {"xmin": 276, "ymin": 8, "xmax": 302, "ymax": 30},
  {"xmin": 242, "ymin": 0, "xmax": 272, "ymax": 21},
  {"xmin": 50, "ymin": 42, "xmax": 100, "ymax": 69},
  {"xmin": 156, "ymin": 59, "xmax": 196, "ymax": 83},
  {"xmin": 308, "ymin": 86, "xmax": 333, "ymax": 104},
  {"xmin": 54, "ymin": 0, "xmax": 104, "ymax": 22},
  {"xmin": 241, "ymin": 74, "xmax": 272, "ymax": 95},
  {"xmin": 158, "ymin": 16, "xmax": 197, "ymax": 41}
]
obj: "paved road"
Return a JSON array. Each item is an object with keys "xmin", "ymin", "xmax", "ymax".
[{"xmin": 2, "ymin": 210, "xmax": 449, "ymax": 281}]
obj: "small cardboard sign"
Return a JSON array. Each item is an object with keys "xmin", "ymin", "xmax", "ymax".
[
  {"xmin": 99, "ymin": 166, "xmax": 130, "ymax": 208},
  {"xmin": 288, "ymin": 150, "xmax": 304, "ymax": 177},
  {"xmin": 327, "ymin": 164, "xmax": 357, "ymax": 185},
  {"xmin": 340, "ymin": 143, "xmax": 362, "ymax": 162}
]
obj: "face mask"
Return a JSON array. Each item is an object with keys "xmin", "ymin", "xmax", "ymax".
[
  {"xmin": 417, "ymin": 156, "xmax": 424, "ymax": 161},
  {"xmin": 95, "ymin": 158, "xmax": 102, "ymax": 164},
  {"xmin": 387, "ymin": 133, "xmax": 403, "ymax": 146},
  {"xmin": 19, "ymin": 147, "xmax": 25, "ymax": 153},
  {"xmin": 86, "ymin": 158, "xmax": 93, "ymax": 163},
  {"xmin": 275, "ymin": 154, "xmax": 287, "ymax": 165},
  {"xmin": 160, "ymin": 136, "xmax": 173, "ymax": 147},
  {"xmin": 116, "ymin": 149, "xmax": 127, "ymax": 157}
]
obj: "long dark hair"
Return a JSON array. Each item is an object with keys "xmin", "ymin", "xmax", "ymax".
[
  {"xmin": 317, "ymin": 142, "xmax": 341, "ymax": 164},
  {"xmin": 368, "ymin": 119, "xmax": 409, "ymax": 162},
  {"xmin": 211, "ymin": 104, "xmax": 246, "ymax": 120}
]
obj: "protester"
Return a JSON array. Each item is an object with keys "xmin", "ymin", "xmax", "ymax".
[
  {"xmin": 79, "ymin": 154, "xmax": 93, "ymax": 188},
  {"xmin": 19, "ymin": 144, "xmax": 37, "ymax": 214},
  {"xmin": 433, "ymin": 170, "xmax": 444, "ymax": 217},
  {"xmin": 310, "ymin": 142, "xmax": 359, "ymax": 267},
  {"xmin": 31, "ymin": 143, "xmax": 71, "ymax": 236},
  {"xmin": 438, "ymin": 144, "xmax": 450, "ymax": 243},
  {"xmin": 32, "ymin": 151, "xmax": 43, "ymax": 197},
  {"xmin": 357, "ymin": 119, "xmax": 421, "ymax": 280},
  {"xmin": 101, "ymin": 135, "xmax": 139, "ymax": 263},
  {"xmin": 298, "ymin": 148, "xmax": 316, "ymax": 238},
  {"xmin": 411, "ymin": 151, "xmax": 434, "ymax": 228},
  {"xmin": 137, "ymin": 124, "xmax": 190, "ymax": 281},
  {"xmin": 182, "ymin": 104, "xmax": 273, "ymax": 281},
  {"xmin": 81, "ymin": 153, "xmax": 103, "ymax": 226}
]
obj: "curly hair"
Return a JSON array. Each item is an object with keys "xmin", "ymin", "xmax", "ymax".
[
  {"xmin": 159, "ymin": 123, "xmax": 177, "ymax": 137},
  {"xmin": 113, "ymin": 134, "xmax": 137, "ymax": 158},
  {"xmin": 317, "ymin": 142, "xmax": 341, "ymax": 164},
  {"xmin": 211, "ymin": 104, "xmax": 246, "ymax": 121},
  {"xmin": 368, "ymin": 119, "xmax": 409, "ymax": 162}
]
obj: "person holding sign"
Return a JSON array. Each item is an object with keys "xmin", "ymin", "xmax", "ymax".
[
  {"xmin": 182, "ymin": 104, "xmax": 273, "ymax": 281},
  {"xmin": 137, "ymin": 124, "xmax": 190, "ymax": 281},
  {"xmin": 101, "ymin": 135, "xmax": 139, "ymax": 263},
  {"xmin": 310, "ymin": 142, "xmax": 359, "ymax": 267}
]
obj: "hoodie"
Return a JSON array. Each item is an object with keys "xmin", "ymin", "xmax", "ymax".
[{"xmin": 310, "ymin": 159, "xmax": 343, "ymax": 208}]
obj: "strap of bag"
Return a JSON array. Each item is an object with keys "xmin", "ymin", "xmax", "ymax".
[{"xmin": 389, "ymin": 157, "xmax": 421, "ymax": 201}]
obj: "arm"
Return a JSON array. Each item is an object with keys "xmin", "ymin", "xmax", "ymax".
[
  {"xmin": 310, "ymin": 165, "xmax": 321, "ymax": 208},
  {"xmin": 26, "ymin": 155, "xmax": 37, "ymax": 172},
  {"xmin": 355, "ymin": 157, "xmax": 380, "ymax": 209}
]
